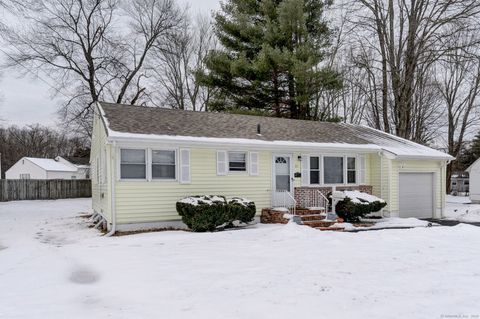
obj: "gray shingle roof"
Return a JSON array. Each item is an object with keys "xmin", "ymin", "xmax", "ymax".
[
  {"xmin": 99, "ymin": 102, "xmax": 371, "ymax": 145},
  {"xmin": 98, "ymin": 101, "xmax": 453, "ymax": 159}
]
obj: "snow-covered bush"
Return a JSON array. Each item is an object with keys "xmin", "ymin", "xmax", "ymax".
[
  {"xmin": 335, "ymin": 191, "xmax": 387, "ymax": 222},
  {"xmin": 228, "ymin": 197, "xmax": 256, "ymax": 224},
  {"xmin": 176, "ymin": 196, "xmax": 256, "ymax": 232}
]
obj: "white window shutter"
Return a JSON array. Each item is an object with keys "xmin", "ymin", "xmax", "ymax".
[
  {"xmin": 359, "ymin": 155, "xmax": 366, "ymax": 184},
  {"xmin": 180, "ymin": 149, "xmax": 191, "ymax": 183},
  {"xmin": 301, "ymin": 155, "xmax": 310, "ymax": 186},
  {"xmin": 249, "ymin": 152, "xmax": 259, "ymax": 176},
  {"xmin": 217, "ymin": 151, "xmax": 227, "ymax": 175}
]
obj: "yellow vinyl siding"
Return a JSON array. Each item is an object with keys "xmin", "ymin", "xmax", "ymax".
[
  {"xmin": 90, "ymin": 111, "xmax": 112, "ymax": 221},
  {"xmin": 367, "ymin": 153, "xmax": 381, "ymax": 197},
  {"xmin": 367, "ymin": 153, "xmax": 445, "ymax": 216},
  {"xmin": 393, "ymin": 160, "xmax": 444, "ymax": 211},
  {"xmin": 114, "ymin": 149, "xmax": 272, "ymax": 224}
]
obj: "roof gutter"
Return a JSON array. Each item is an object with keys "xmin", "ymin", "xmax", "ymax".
[
  {"xmin": 105, "ymin": 135, "xmax": 382, "ymax": 153},
  {"xmin": 392, "ymin": 154, "xmax": 455, "ymax": 161}
]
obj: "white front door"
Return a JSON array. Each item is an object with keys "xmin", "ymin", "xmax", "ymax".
[{"xmin": 272, "ymin": 154, "xmax": 294, "ymax": 207}]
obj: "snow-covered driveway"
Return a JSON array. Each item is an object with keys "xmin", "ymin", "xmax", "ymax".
[{"xmin": 1, "ymin": 199, "xmax": 480, "ymax": 319}]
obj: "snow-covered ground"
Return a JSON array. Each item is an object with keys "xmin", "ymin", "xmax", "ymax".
[
  {"xmin": 445, "ymin": 195, "xmax": 480, "ymax": 222},
  {"xmin": 1, "ymin": 199, "xmax": 480, "ymax": 319}
]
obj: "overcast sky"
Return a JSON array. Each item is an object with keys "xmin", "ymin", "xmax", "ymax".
[{"xmin": 0, "ymin": 0, "xmax": 221, "ymax": 128}]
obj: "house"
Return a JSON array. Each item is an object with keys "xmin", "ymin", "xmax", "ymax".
[
  {"xmin": 466, "ymin": 159, "xmax": 480, "ymax": 203},
  {"xmin": 450, "ymin": 171, "xmax": 469, "ymax": 195},
  {"xmin": 91, "ymin": 101, "xmax": 453, "ymax": 232},
  {"xmin": 5, "ymin": 156, "xmax": 90, "ymax": 180}
]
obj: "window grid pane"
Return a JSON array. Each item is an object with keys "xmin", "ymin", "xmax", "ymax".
[
  {"xmin": 310, "ymin": 156, "xmax": 320, "ymax": 184},
  {"xmin": 324, "ymin": 156, "xmax": 344, "ymax": 184},
  {"xmin": 152, "ymin": 150, "xmax": 175, "ymax": 164},
  {"xmin": 121, "ymin": 149, "xmax": 145, "ymax": 164},
  {"xmin": 229, "ymin": 152, "xmax": 247, "ymax": 172},
  {"xmin": 152, "ymin": 150, "xmax": 176, "ymax": 179},
  {"xmin": 347, "ymin": 157, "xmax": 356, "ymax": 184},
  {"xmin": 120, "ymin": 149, "xmax": 146, "ymax": 179}
]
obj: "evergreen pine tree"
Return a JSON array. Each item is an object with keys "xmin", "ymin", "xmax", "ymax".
[
  {"xmin": 199, "ymin": 0, "xmax": 341, "ymax": 119},
  {"xmin": 472, "ymin": 131, "xmax": 480, "ymax": 159}
]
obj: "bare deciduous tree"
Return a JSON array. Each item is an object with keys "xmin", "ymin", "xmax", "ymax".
[
  {"xmin": 153, "ymin": 13, "xmax": 216, "ymax": 111},
  {"xmin": 349, "ymin": 0, "xmax": 480, "ymax": 140},
  {"xmin": 436, "ymin": 32, "xmax": 480, "ymax": 191},
  {"xmin": 3, "ymin": 0, "xmax": 184, "ymax": 137}
]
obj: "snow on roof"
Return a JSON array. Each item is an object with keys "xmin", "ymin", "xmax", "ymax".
[
  {"xmin": 26, "ymin": 157, "xmax": 78, "ymax": 172},
  {"xmin": 343, "ymin": 124, "xmax": 454, "ymax": 160},
  {"xmin": 98, "ymin": 102, "xmax": 453, "ymax": 160}
]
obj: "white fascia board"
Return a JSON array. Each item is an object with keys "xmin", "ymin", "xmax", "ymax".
[
  {"xmin": 393, "ymin": 155, "xmax": 455, "ymax": 161},
  {"xmin": 106, "ymin": 132, "xmax": 382, "ymax": 153}
]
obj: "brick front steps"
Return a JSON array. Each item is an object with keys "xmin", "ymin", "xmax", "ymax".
[
  {"xmin": 294, "ymin": 208, "xmax": 325, "ymax": 215},
  {"xmin": 261, "ymin": 208, "xmax": 343, "ymax": 231},
  {"xmin": 303, "ymin": 220, "xmax": 338, "ymax": 228}
]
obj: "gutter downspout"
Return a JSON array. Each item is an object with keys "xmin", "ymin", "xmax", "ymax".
[
  {"xmin": 378, "ymin": 151, "xmax": 384, "ymax": 216},
  {"xmin": 105, "ymin": 140, "xmax": 117, "ymax": 237},
  {"xmin": 441, "ymin": 159, "xmax": 452, "ymax": 218}
]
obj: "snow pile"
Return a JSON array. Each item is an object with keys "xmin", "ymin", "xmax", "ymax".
[
  {"xmin": 445, "ymin": 195, "xmax": 480, "ymax": 222},
  {"xmin": 372, "ymin": 217, "xmax": 431, "ymax": 228},
  {"xmin": 179, "ymin": 195, "xmax": 226, "ymax": 206},
  {"xmin": 330, "ymin": 222, "xmax": 356, "ymax": 230},
  {"xmin": 343, "ymin": 190, "xmax": 386, "ymax": 204}
]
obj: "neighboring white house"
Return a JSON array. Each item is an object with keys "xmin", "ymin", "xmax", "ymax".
[
  {"xmin": 5, "ymin": 156, "xmax": 90, "ymax": 180},
  {"xmin": 466, "ymin": 159, "xmax": 480, "ymax": 203},
  {"xmin": 90, "ymin": 101, "xmax": 454, "ymax": 232}
]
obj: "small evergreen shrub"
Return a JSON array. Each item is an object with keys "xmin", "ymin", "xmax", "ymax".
[
  {"xmin": 176, "ymin": 196, "xmax": 256, "ymax": 232},
  {"xmin": 335, "ymin": 192, "xmax": 387, "ymax": 222},
  {"xmin": 228, "ymin": 197, "xmax": 256, "ymax": 224}
]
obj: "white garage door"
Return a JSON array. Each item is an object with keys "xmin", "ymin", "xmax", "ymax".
[{"xmin": 399, "ymin": 173, "xmax": 434, "ymax": 218}]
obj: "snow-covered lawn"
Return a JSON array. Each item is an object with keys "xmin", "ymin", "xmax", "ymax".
[
  {"xmin": 1, "ymin": 199, "xmax": 480, "ymax": 319},
  {"xmin": 445, "ymin": 195, "xmax": 480, "ymax": 222}
]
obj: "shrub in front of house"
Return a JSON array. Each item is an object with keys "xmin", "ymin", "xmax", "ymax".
[
  {"xmin": 176, "ymin": 196, "xmax": 256, "ymax": 232},
  {"xmin": 335, "ymin": 192, "xmax": 387, "ymax": 223},
  {"xmin": 228, "ymin": 197, "xmax": 256, "ymax": 224}
]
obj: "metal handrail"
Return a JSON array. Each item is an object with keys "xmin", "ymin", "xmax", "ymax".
[
  {"xmin": 314, "ymin": 190, "xmax": 329, "ymax": 214},
  {"xmin": 284, "ymin": 190, "xmax": 297, "ymax": 216},
  {"xmin": 277, "ymin": 189, "xmax": 297, "ymax": 215}
]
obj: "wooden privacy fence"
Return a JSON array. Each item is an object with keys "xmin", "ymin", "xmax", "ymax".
[{"xmin": 0, "ymin": 179, "xmax": 91, "ymax": 202}]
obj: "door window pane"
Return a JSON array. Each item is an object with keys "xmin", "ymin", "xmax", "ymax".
[
  {"xmin": 324, "ymin": 157, "xmax": 343, "ymax": 184},
  {"xmin": 275, "ymin": 156, "xmax": 290, "ymax": 191},
  {"xmin": 120, "ymin": 149, "xmax": 146, "ymax": 179}
]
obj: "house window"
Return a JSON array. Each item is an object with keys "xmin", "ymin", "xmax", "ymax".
[
  {"xmin": 347, "ymin": 157, "xmax": 356, "ymax": 184},
  {"xmin": 71, "ymin": 176, "xmax": 77, "ymax": 179},
  {"xmin": 228, "ymin": 152, "xmax": 247, "ymax": 172},
  {"xmin": 310, "ymin": 156, "xmax": 320, "ymax": 184},
  {"xmin": 323, "ymin": 156, "xmax": 344, "ymax": 184},
  {"xmin": 20, "ymin": 174, "xmax": 30, "ymax": 179},
  {"xmin": 152, "ymin": 150, "xmax": 176, "ymax": 180},
  {"xmin": 120, "ymin": 149, "xmax": 146, "ymax": 179}
]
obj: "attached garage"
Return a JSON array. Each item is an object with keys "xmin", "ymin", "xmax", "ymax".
[{"xmin": 399, "ymin": 173, "xmax": 434, "ymax": 218}]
